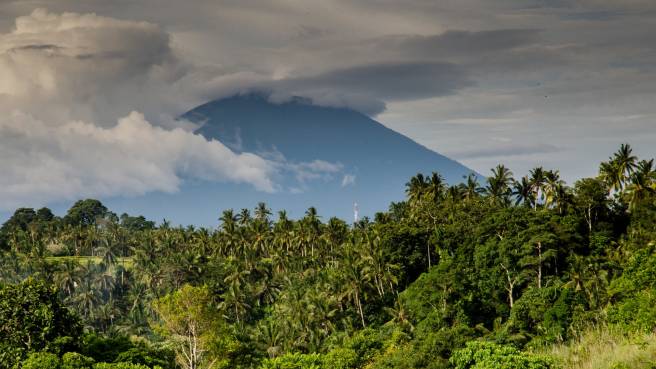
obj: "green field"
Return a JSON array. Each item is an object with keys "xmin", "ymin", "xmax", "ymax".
[{"xmin": 44, "ymin": 256, "xmax": 134, "ymax": 268}]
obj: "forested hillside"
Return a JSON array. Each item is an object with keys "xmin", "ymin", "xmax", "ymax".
[{"xmin": 1, "ymin": 144, "xmax": 655, "ymax": 369}]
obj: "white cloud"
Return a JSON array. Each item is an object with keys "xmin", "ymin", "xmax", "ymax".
[
  {"xmin": 287, "ymin": 160, "xmax": 343, "ymax": 186},
  {"xmin": 0, "ymin": 9, "xmax": 300, "ymax": 209},
  {"xmin": 0, "ymin": 9, "xmax": 188, "ymax": 125},
  {"xmin": 0, "ymin": 111, "xmax": 276, "ymax": 210}
]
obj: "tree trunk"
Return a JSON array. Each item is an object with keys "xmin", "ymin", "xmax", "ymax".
[
  {"xmin": 587, "ymin": 205, "xmax": 593, "ymax": 233},
  {"xmin": 356, "ymin": 291, "xmax": 366, "ymax": 328},
  {"xmin": 501, "ymin": 263, "xmax": 516, "ymax": 308},
  {"xmin": 537, "ymin": 241, "xmax": 542, "ymax": 289}
]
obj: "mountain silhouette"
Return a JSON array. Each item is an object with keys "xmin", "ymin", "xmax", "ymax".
[{"xmin": 8, "ymin": 94, "xmax": 479, "ymax": 226}]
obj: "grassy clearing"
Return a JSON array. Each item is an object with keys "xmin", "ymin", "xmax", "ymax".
[
  {"xmin": 45, "ymin": 256, "xmax": 134, "ymax": 268},
  {"xmin": 543, "ymin": 326, "xmax": 656, "ymax": 369}
]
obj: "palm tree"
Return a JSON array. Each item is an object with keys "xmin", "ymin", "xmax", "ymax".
[
  {"xmin": 253, "ymin": 320, "xmax": 284, "ymax": 358},
  {"xmin": 529, "ymin": 166, "xmax": 546, "ymax": 209},
  {"xmin": 303, "ymin": 207, "xmax": 322, "ymax": 258},
  {"xmin": 219, "ymin": 209, "xmax": 237, "ymax": 230},
  {"xmin": 55, "ymin": 259, "xmax": 80, "ymax": 298},
  {"xmin": 426, "ymin": 172, "xmax": 446, "ymax": 204},
  {"xmin": 97, "ymin": 236, "xmax": 119, "ymax": 269},
  {"xmin": 624, "ymin": 159, "xmax": 656, "ymax": 210},
  {"xmin": 384, "ymin": 297, "xmax": 413, "ymax": 332},
  {"xmin": 513, "ymin": 176, "xmax": 534, "ymax": 207},
  {"xmin": 405, "ymin": 173, "xmax": 428, "ymax": 205},
  {"xmin": 74, "ymin": 275, "xmax": 103, "ymax": 321},
  {"xmin": 462, "ymin": 173, "xmax": 482, "ymax": 201},
  {"xmin": 339, "ymin": 239, "xmax": 372, "ymax": 328},
  {"xmin": 446, "ymin": 185, "xmax": 464, "ymax": 202},
  {"xmin": 613, "ymin": 143, "xmax": 638, "ymax": 187},
  {"xmin": 237, "ymin": 208, "xmax": 252, "ymax": 226},
  {"xmin": 220, "ymin": 267, "xmax": 251, "ymax": 324},
  {"xmin": 551, "ymin": 183, "xmax": 572, "ymax": 214},
  {"xmin": 600, "ymin": 144, "xmax": 638, "ymax": 193},
  {"xmin": 484, "ymin": 165, "xmax": 514, "ymax": 205},
  {"xmin": 255, "ymin": 202, "xmax": 272, "ymax": 225},
  {"xmin": 544, "ymin": 170, "xmax": 564, "ymax": 209},
  {"xmin": 599, "ymin": 160, "xmax": 622, "ymax": 193}
]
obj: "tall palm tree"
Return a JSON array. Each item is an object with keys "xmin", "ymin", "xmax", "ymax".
[
  {"xmin": 405, "ymin": 173, "xmax": 428, "ymax": 205},
  {"xmin": 600, "ymin": 144, "xmax": 638, "ymax": 193},
  {"xmin": 255, "ymin": 202, "xmax": 272, "ymax": 225},
  {"xmin": 529, "ymin": 166, "xmax": 546, "ymax": 209},
  {"xmin": 220, "ymin": 209, "xmax": 238, "ymax": 231},
  {"xmin": 484, "ymin": 165, "xmax": 514, "ymax": 205},
  {"xmin": 97, "ymin": 236, "xmax": 120, "ymax": 270},
  {"xmin": 426, "ymin": 172, "xmax": 446, "ymax": 204},
  {"xmin": 551, "ymin": 183, "xmax": 572, "ymax": 214},
  {"xmin": 55, "ymin": 259, "xmax": 80, "ymax": 298},
  {"xmin": 237, "ymin": 208, "xmax": 252, "ymax": 227},
  {"xmin": 613, "ymin": 143, "xmax": 638, "ymax": 186},
  {"xmin": 513, "ymin": 176, "xmax": 534, "ymax": 207},
  {"xmin": 302, "ymin": 207, "xmax": 322, "ymax": 258},
  {"xmin": 599, "ymin": 161, "xmax": 622, "ymax": 193},
  {"xmin": 462, "ymin": 173, "xmax": 482, "ymax": 201},
  {"xmin": 544, "ymin": 170, "xmax": 564, "ymax": 208},
  {"xmin": 624, "ymin": 159, "xmax": 656, "ymax": 210}
]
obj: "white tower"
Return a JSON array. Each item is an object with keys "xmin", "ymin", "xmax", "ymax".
[{"xmin": 353, "ymin": 202, "xmax": 359, "ymax": 223}]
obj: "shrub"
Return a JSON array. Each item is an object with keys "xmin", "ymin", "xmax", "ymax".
[
  {"xmin": 323, "ymin": 348, "xmax": 358, "ymax": 369},
  {"xmin": 21, "ymin": 352, "xmax": 61, "ymax": 369},
  {"xmin": 450, "ymin": 341, "xmax": 556, "ymax": 369},
  {"xmin": 0, "ymin": 279, "xmax": 80, "ymax": 368},
  {"xmin": 259, "ymin": 352, "xmax": 323, "ymax": 369},
  {"xmin": 93, "ymin": 363, "xmax": 153, "ymax": 369},
  {"xmin": 607, "ymin": 290, "xmax": 656, "ymax": 332},
  {"xmin": 62, "ymin": 352, "xmax": 95, "ymax": 369}
]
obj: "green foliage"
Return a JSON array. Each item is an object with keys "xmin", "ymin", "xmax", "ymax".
[
  {"xmin": 92, "ymin": 363, "xmax": 153, "ymax": 369},
  {"xmin": 607, "ymin": 290, "xmax": 656, "ymax": 332},
  {"xmin": 608, "ymin": 244, "xmax": 656, "ymax": 332},
  {"xmin": 260, "ymin": 352, "xmax": 323, "ymax": 369},
  {"xmin": 504, "ymin": 286, "xmax": 585, "ymax": 346},
  {"xmin": 62, "ymin": 352, "xmax": 96, "ymax": 369},
  {"xmin": 119, "ymin": 214, "xmax": 155, "ymax": 231},
  {"xmin": 21, "ymin": 352, "xmax": 62, "ymax": 369},
  {"xmin": 114, "ymin": 347, "xmax": 174, "ymax": 369},
  {"xmin": 154, "ymin": 284, "xmax": 232, "ymax": 369},
  {"xmin": 64, "ymin": 199, "xmax": 111, "ymax": 227},
  {"xmin": 79, "ymin": 334, "xmax": 135, "ymax": 363},
  {"xmin": 323, "ymin": 348, "xmax": 358, "ymax": 369},
  {"xmin": 0, "ymin": 278, "xmax": 80, "ymax": 368},
  {"xmin": 450, "ymin": 341, "xmax": 556, "ymax": 369},
  {"xmin": 370, "ymin": 325, "xmax": 476, "ymax": 369}
]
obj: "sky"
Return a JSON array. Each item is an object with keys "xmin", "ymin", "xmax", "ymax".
[{"xmin": 0, "ymin": 0, "xmax": 655, "ymax": 212}]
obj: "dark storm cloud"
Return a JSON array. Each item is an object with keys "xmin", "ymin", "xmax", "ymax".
[
  {"xmin": 376, "ymin": 29, "xmax": 542, "ymax": 58},
  {"xmin": 9, "ymin": 44, "xmax": 63, "ymax": 52},
  {"xmin": 283, "ymin": 62, "xmax": 474, "ymax": 102}
]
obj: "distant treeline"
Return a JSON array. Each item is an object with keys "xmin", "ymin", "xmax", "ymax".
[{"xmin": 1, "ymin": 144, "xmax": 655, "ymax": 369}]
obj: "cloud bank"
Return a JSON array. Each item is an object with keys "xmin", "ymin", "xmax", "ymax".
[{"xmin": 0, "ymin": 111, "xmax": 275, "ymax": 208}]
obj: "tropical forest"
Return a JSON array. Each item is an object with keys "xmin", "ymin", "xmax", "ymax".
[{"xmin": 2, "ymin": 144, "xmax": 656, "ymax": 369}]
